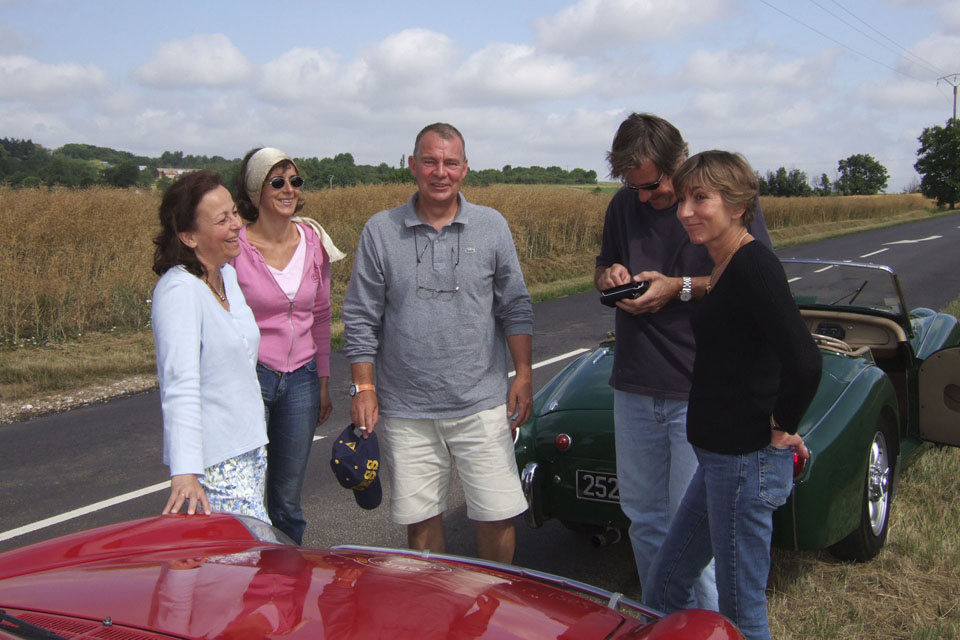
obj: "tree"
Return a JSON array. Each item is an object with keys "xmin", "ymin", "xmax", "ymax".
[
  {"xmin": 756, "ymin": 167, "xmax": 812, "ymax": 197},
  {"xmin": 103, "ymin": 161, "xmax": 141, "ymax": 188},
  {"xmin": 835, "ymin": 154, "xmax": 888, "ymax": 195},
  {"xmin": 914, "ymin": 119, "xmax": 960, "ymax": 209},
  {"xmin": 814, "ymin": 173, "xmax": 833, "ymax": 196},
  {"xmin": 42, "ymin": 155, "xmax": 100, "ymax": 187}
]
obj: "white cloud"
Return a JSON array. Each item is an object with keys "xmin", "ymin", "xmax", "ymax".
[
  {"xmin": 254, "ymin": 30, "xmax": 459, "ymax": 109},
  {"xmin": 857, "ymin": 78, "xmax": 943, "ymax": 109},
  {"xmin": 941, "ymin": 2, "xmax": 960, "ymax": 32},
  {"xmin": 351, "ymin": 29, "xmax": 458, "ymax": 104},
  {"xmin": 460, "ymin": 106, "xmax": 620, "ymax": 166},
  {"xmin": 256, "ymin": 47, "xmax": 345, "ymax": 103},
  {"xmin": 0, "ymin": 55, "xmax": 107, "ymax": 100},
  {"xmin": 535, "ymin": 0, "xmax": 729, "ymax": 54},
  {"xmin": 900, "ymin": 33, "xmax": 960, "ymax": 78},
  {"xmin": 0, "ymin": 104, "xmax": 74, "ymax": 140},
  {"xmin": 133, "ymin": 34, "xmax": 254, "ymax": 88},
  {"xmin": 888, "ymin": 0, "xmax": 960, "ymax": 32},
  {"xmin": 683, "ymin": 89, "xmax": 821, "ymax": 139},
  {"xmin": 678, "ymin": 49, "xmax": 834, "ymax": 90},
  {"xmin": 455, "ymin": 44, "xmax": 596, "ymax": 103}
]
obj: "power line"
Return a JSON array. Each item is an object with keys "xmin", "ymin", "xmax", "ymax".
[
  {"xmin": 827, "ymin": 0, "xmax": 946, "ymax": 77},
  {"xmin": 756, "ymin": 0, "xmax": 927, "ymax": 81}
]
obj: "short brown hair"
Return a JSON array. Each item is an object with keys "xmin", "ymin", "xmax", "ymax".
[
  {"xmin": 606, "ymin": 112, "xmax": 688, "ymax": 180},
  {"xmin": 413, "ymin": 123, "xmax": 466, "ymax": 160},
  {"xmin": 673, "ymin": 150, "xmax": 758, "ymax": 226},
  {"xmin": 152, "ymin": 170, "xmax": 223, "ymax": 277}
]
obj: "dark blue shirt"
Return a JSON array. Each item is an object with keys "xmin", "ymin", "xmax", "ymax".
[{"xmin": 596, "ymin": 187, "xmax": 772, "ymax": 399}]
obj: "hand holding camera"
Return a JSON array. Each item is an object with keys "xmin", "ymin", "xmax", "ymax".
[{"xmin": 599, "ymin": 280, "xmax": 650, "ymax": 307}]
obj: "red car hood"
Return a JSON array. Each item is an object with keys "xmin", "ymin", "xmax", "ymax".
[{"xmin": 0, "ymin": 515, "xmax": 741, "ymax": 640}]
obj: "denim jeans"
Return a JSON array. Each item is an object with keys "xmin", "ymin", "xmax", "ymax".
[
  {"xmin": 257, "ymin": 360, "xmax": 320, "ymax": 544},
  {"xmin": 613, "ymin": 390, "xmax": 717, "ymax": 611},
  {"xmin": 643, "ymin": 444, "xmax": 795, "ymax": 640}
]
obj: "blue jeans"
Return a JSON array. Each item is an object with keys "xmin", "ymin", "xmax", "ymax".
[
  {"xmin": 613, "ymin": 390, "xmax": 717, "ymax": 610},
  {"xmin": 643, "ymin": 445, "xmax": 795, "ymax": 640},
  {"xmin": 257, "ymin": 360, "xmax": 320, "ymax": 544}
]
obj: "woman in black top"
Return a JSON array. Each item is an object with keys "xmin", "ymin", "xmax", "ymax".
[{"xmin": 642, "ymin": 151, "xmax": 821, "ymax": 640}]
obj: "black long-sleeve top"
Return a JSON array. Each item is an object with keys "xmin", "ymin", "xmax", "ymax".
[{"xmin": 687, "ymin": 240, "xmax": 822, "ymax": 455}]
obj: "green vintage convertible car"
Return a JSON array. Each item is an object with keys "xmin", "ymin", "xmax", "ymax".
[{"xmin": 515, "ymin": 259, "xmax": 960, "ymax": 562}]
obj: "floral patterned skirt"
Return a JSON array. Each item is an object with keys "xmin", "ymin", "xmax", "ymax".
[{"xmin": 198, "ymin": 446, "xmax": 271, "ymax": 524}]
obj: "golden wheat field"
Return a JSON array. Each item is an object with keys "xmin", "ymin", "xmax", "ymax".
[{"xmin": 0, "ymin": 185, "xmax": 936, "ymax": 345}]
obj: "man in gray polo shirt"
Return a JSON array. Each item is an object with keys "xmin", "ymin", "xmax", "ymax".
[{"xmin": 342, "ymin": 122, "xmax": 533, "ymax": 564}]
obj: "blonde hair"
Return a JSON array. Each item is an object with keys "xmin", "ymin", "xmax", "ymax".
[{"xmin": 673, "ymin": 150, "xmax": 758, "ymax": 225}]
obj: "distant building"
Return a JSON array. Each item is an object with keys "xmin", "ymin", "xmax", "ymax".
[{"xmin": 155, "ymin": 167, "xmax": 197, "ymax": 180}]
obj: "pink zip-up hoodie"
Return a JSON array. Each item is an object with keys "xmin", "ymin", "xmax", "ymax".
[{"xmin": 232, "ymin": 222, "xmax": 331, "ymax": 379}]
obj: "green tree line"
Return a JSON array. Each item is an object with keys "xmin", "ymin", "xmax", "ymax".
[
  {"xmin": 757, "ymin": 153, "xmax": 891, "ymax": 197},
  {"xmin": 0, "ymin": 139, "xmax": 597, "ymax": 190}
]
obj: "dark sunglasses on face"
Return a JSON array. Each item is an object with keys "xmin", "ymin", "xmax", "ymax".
[
  {"xmin": 267, "ymin": 175, "xmax": 304, "ymax": 189},
  {"xmin": 624, "ymin": 171, "xmax": 664, "ymax": 192}
]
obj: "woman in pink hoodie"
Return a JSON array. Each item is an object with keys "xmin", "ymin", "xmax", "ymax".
[{"xmin": 232, "ymin": 147, "xmax": 345, "ymax": 543}]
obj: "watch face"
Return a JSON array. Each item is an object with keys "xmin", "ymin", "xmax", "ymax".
[
  {"xmin": 680, "ymin": 291, "xmax": 692, "ymax": 302},
  {"xmin": 349, "ymin": 385, "xmax": 358, "ymax": 397}
]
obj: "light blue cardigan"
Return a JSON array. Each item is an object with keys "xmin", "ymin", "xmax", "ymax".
[{"xmin": 152, "ymin": 264, "xmax": 268, "ymax": 476}]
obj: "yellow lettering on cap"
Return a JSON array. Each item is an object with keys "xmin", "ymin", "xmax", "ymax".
[{"xmin": 345, "ymin": 441, "xmax": 357, "ymax": 451}]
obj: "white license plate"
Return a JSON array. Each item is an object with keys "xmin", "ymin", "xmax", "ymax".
[{"xmin": 575, "ymin": 470, "xmax": 620, "ymax": 503}]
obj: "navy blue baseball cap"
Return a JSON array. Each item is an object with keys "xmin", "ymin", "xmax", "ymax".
[{"xmin": 330, "ymin": 424, "xmax": 382, "ymax": 510}]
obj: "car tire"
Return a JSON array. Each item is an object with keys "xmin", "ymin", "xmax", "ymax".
[{"xmin": 828, "ymin": 419, "xmax": 898, "ymax": 562}]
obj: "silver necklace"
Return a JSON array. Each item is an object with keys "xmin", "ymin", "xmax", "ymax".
[{"xmin": 204, "ymin": 276, "xmax": 226, "ymax": 302}]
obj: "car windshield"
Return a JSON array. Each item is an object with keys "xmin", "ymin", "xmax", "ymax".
[{"xmin": 781, "ymin": 259, "xmax": 907, "ymax": 319}]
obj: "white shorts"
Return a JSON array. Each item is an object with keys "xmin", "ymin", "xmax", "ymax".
[{"xmin": 379, "ymin": 404, "xmax": 528, "ymax": 526}]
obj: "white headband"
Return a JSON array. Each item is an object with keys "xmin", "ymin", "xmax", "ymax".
[{"xmin": 245, "ymin": 147, "xmax": 295, "ymax": 205}]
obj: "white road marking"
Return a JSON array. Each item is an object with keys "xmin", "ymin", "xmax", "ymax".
[
  {"xmin": 883, "ymin": 235, "xmax": 941, "ymax": 245},
  {"xmin": 0, "ymin": 435, "xmax": 328, "ymax": 544},
  {"xmin": 510, "ymin": 348, "xmax": 590, "ymax": 377},
  {"xmin": 2, "ymin": 348, "xmax": 591, "ymax": 544},
  {"xmin": 859, "ymin": 248, "xmax": 889, "ymax": 258},
  {"xmin": 0, "ymin": 481, "xmax": 170, "ymax": 543},
  {"xmin": 814, "ymin": 266, "xmax": 834, "ymax": 273},
  {"xmin": 787, "ymin": 277, "xmax": 802, "ymax": 283}
]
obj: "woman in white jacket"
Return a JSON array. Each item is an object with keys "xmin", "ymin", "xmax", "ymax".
[{"xmin": 151, "ymin": 170, "xmax": 269, "ymax": 521}]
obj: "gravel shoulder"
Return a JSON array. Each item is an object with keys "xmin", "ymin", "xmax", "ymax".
[{"xmin": 0, "ymin": 374, "xmax": 157, "ymax": 424}]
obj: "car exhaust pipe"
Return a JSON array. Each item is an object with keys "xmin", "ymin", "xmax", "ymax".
[{"xmin": 590, "ymin": 527, "xmax": 622, "ymax": 548}]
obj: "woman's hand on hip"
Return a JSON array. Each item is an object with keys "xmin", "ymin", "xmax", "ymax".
[{"xmin": 771, "ymin": 429, "xmax": 810, "ymax": 461}]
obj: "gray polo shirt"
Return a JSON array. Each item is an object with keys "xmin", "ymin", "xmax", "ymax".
[{"xmin": 342, "ymin": 193, "xmax": 533, "ymax": 419}]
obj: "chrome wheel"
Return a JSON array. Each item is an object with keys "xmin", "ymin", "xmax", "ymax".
[
  {"xmin": 866, "ymin": 431, "xmax": 892, "ymax": 536},
  {"xmin": 829, "ymin": 421, "xmax": 897, "ymax": 562}
]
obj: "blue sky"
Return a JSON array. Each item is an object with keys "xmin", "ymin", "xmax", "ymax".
[{"xmin": 2, "ymin": 0, "xmax": 957, "ymax": 190}]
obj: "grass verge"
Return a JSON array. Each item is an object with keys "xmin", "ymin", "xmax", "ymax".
[{"xmin": 768, "ymin": 446, "xmax": 960, "ymax": 638}]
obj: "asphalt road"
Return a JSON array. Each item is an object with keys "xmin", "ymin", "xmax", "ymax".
[{"xmin": 3, "ymin": 212, "xmax": 959, "ymax": 599}]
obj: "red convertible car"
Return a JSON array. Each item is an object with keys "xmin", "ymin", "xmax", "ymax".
[{"xmin": 0, "ymin": 514, "xmax": 742, "ymax": 639}]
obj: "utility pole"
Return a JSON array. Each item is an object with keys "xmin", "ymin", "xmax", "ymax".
[{"xmin": 938, "ymin": 74, "xmax": 959, "ymax": 121}]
